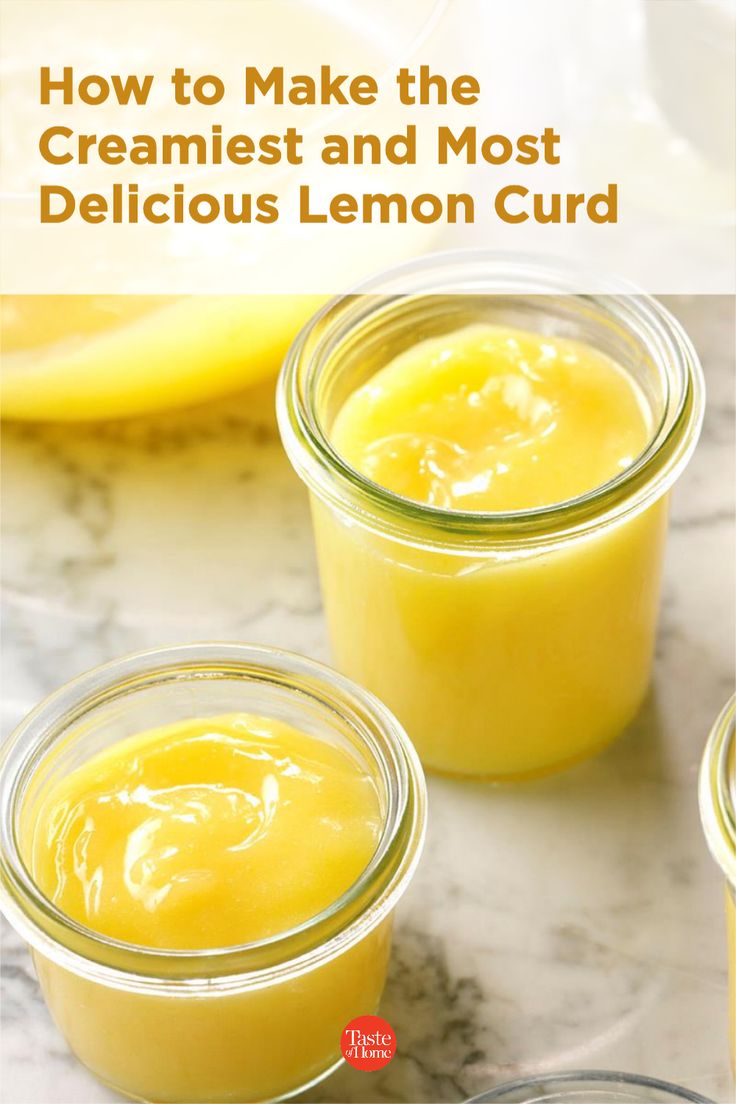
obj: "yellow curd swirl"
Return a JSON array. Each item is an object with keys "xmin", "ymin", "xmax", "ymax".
[
  {"xmin": 332, "ymin": 323, "xmax": 651, "ymax": 511},
  {"xmin": 29, "ymin": 713, "xmax": 382, "ymax": 950}
]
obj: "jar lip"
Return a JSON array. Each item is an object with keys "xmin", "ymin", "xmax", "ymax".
[
  {"xmin": 277, "ymin": 250, "xmax": 705, "ymax": 551},
  {"xmin": 466, "ymin": 1069, "xmax": 715, "ymax": 1103},
  {"xmin": 699, "ymin": 694, "xmax": 736, "ymax": 886},
  {"xmin": 0, "ymin": 642, "xmax": 427, "ymax": 994}
]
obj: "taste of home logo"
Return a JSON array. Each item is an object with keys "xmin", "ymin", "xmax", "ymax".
[{"xmin": 341, "ymin": 1015, "xmax": 397, "ymax": 1072}]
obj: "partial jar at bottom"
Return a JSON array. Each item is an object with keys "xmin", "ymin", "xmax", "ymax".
[
  {"xmin": 466, "ymin": 1070, "xmax": 715, "ymax": 1103},
  {"xmin": 0, "ymin": 644, "xmax": 426, "ymax": 1104},
  {"xmin": 699, "ymin": 694, "xmax": 736, "ymax": 1078},
  {"xmin": 278, "ymin": 256, "xmax": 705, "ymax": 779}
]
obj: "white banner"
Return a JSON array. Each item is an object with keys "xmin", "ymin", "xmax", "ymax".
[{"xmin": 1, "ymin": 0, "xmax": 734, "ymax": 293}]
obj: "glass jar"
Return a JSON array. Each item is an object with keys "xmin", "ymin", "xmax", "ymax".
[
  {"xmin": 466, "ymin": 1070, "xmax": 714, "ymax": 1103},
  {"xmin": 699, "ymin": 694, "xmax": 736, "ymax": 1076},
  {"xmin": 278, "ymin": 253, "xmax": 705, "ymax": 780},
  {"xmin": 0, "ymin": 643, "xmax": 426, "ymax": 1104}
]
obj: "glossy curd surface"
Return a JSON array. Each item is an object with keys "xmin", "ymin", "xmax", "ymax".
[
  {"xmin": 29, "ymin": 713, "xmax": 381, "ymax": 950},
  {"xmin": 315, "ymin": 322, "xmax": 665, "ymax": 778},
  {"xmin": 22, "ymin": 713, "xmax": 390, "ymax": 1103},
  {"xmin": 332, "ymin": 324, "xmax": 651, "ymax": 511}
]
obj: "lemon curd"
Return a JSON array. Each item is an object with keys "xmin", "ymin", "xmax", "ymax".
[
  {"xmin": 0, "ymin": 295, "xmax": 325, "ymax": 421},
  {"xmin": 279, "ymin": 268, "xmax": 705, "ymax": 781},
  {"xmin": 331, "ymin": 324, "xmax": 651, "ymax": 512},
  {"xmin": 729, "ymin": 891, "xmax": 736, "ymax": 1072},
  {"xmin": 316, "ymin": 323, "xmax": 661, "ymax": 778},
  {"xmin": 28, "ymin": 714, "xmax": 382, "ymax": 951},
  {"xmin": 699, "ymin": 696, "xmax": 736, "ymax": 1076},
  {"xmin": 0, "ymin": 645, "xmax": 426, "ymax": 1104}
]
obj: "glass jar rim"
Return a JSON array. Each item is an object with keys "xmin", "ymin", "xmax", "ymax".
[
  {"xmin": 699, "ymin": 694, "xmax": 736, "ymax": 886},
  {"xmin": 277, "ymin": 250, "xmax": 705, "ymax": 552},
  {"xmin": 0, "ymin": 643, "xmax": 426, "ymax": 995},
  {"xmin": 466, "ymin": 1070, "xmax": 714, "ymax": 1103}
]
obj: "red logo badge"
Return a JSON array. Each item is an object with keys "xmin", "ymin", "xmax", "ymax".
[{"xmin": 341, "ymin": 1014, "xmax": 397, "ymax": 1071}]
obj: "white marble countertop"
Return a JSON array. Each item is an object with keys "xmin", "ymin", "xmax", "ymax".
[{"xmin": 1, "ymin": 296, "xmax": 734, "ymax": 1104}]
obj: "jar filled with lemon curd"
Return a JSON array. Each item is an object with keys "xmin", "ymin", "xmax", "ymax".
[
  {"xmin": 0, "ymin": 644, "xmax": 426, "ymax": 1104},
  {"xmin": 278, "ymin": 254, "xmax": 705, "ymax": 780},
  {"xmin": 699, "ymin": 695, "xmax": 736, "ymax": 1074}
]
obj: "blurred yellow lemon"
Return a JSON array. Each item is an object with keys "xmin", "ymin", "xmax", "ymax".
[{"xmin": 0, "ymin": 295, "xmax": 325, "ymax": 421}]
